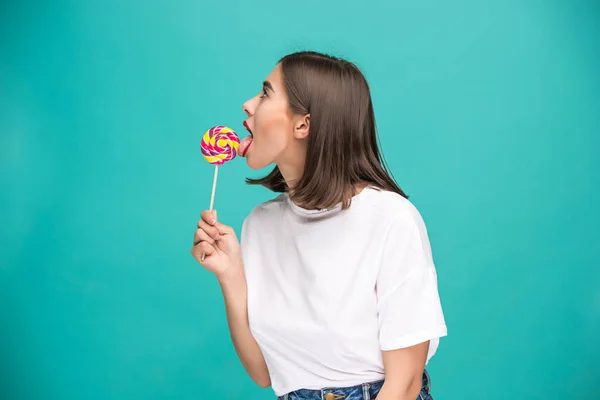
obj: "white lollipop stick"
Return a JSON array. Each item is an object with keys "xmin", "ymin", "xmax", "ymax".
[
  {"xmin": 201, "ymin": 164, "xmax": 219, "ymax": 262},
  {"xmin": 209, "ymin": 164, "xmax": 219, "ymax": 211}
]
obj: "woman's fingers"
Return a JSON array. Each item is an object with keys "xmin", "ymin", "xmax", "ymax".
[
  {"xmin": 195, "ymin": 241, "xmax": 215, "ymax": 260},
  {"xmin": 197, "ymin": 219, "xmax": 220, "ymax": 241},
  {"xmin": 191, "ymin": 211, "xmax": 241, "ymax": 266},
  {"xmin": 193, "ymin": 228, "xmax": 214, "ymax": 246},
  {"xmin": 199, "ymin": 210, "xmax": 235, "ymax": 237},
  {"xmin": 214, "ymin": 221, "xmax": 235, "ymax": 236},
  {"xmin": 190, "ymin": 240, "xmax": 213, "ymax": 256},
  {"xmin": 200, "ymin": 210, "xmax": 217, "ymax": 225}
]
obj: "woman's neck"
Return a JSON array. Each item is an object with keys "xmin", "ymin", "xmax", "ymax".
[{"xmin": 277, "ymin": 154, "xmax": 305, "ymax": 191}]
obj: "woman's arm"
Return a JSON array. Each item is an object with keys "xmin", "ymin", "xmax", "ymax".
[
  {"xmin": 219, "ymin": 268, "xmax": 271, "ymax": 388},
  {"xmin": 191, "ymin": 211, "xmax": 271, "ymax": 388},
  {"xmin": 376, "ymin": 341, "xmax": 429, "ymax": 400}
]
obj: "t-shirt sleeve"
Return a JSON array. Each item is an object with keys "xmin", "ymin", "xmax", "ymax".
[{"xmin": 376, "ymin": 212, "xmax": 447, "ymax": 354}]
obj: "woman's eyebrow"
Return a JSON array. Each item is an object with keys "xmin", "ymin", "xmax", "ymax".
[{"xmin": 263, "ymin": 80, "xmax": 275, "ymax": 93}]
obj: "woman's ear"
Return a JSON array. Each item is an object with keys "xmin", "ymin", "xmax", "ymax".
[{"xmin": 294, "ymin": 114, "xmax": 310, "ymax": 140}]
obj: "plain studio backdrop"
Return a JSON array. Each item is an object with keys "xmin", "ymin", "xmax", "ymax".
[{"xmin": 1, "ymin": 1, "xmax": 599, "ymax": 399}]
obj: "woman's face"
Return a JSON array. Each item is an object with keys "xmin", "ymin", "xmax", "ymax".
[{"xmin": 240, "ymin": 64, "xmax": 298, "ymax": 170}]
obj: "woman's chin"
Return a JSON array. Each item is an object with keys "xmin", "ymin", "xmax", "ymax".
[
  {"xmin": 245, "ymin": 153, "xmax": 271, "ymax": 171},
  {"xmin": 245, "ymin": 153, "xmax": 260, "ymax": 170}
]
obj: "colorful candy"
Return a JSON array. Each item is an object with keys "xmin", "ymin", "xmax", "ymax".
[
  {"xmin": 198, "ymin": 125, "xmax": 240, "ymax": 262},
  {"xmin": 201, "ymin": 125, "xmax": 240, "ymax": 165}
]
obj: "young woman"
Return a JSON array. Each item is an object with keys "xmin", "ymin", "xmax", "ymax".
[{"xmin": 191, "ymin": 51, "xmax": 447, "ymax": 400}]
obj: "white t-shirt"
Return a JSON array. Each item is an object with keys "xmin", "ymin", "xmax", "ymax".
[{"xmin": 241, "ymin": 186, "xmax": 447, "ymax": 396}]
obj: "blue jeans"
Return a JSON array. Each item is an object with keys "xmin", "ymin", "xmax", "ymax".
[{"xmin": 277, "ymin": 370, "xmax": 433, "ymax": 400}]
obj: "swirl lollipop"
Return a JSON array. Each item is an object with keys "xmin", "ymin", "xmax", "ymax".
[
  {"xmin": 199, "ymin": 125, "xmax": 240, "ymax": 261},
  {"xmin": 201, "ymin": 125, "xmax": 240, "ymax": 210}
]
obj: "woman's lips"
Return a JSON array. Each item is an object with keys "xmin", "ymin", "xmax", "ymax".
[
  {"xmin": 243, "ymin": 120, "xmax": 253, "ymax": 134},
  {"xmin": 239, "ymin": 121, "xmax": 253, "ymax": 157}
]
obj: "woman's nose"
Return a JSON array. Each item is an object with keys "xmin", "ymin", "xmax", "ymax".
[{"xmin": 242, "ymin": 100, "xmax": 252, "ymax": 116}]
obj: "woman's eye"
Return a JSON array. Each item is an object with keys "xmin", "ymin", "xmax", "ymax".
[{"xmin": 260, "ymin": 88, "xmax": 268, "ymax": 98}]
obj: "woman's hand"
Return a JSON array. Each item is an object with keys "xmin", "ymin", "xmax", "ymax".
[
  {"xmin": 190, "ymin": 210, "xmax": 243, "ymax": 281},
  {"xmin": 191, "ymin": 211, "xmax": 270, "ymax": 387}
]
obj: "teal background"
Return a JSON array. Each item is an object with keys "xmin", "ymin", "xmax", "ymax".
[{"xmin": 1, "ymin": 0, "xmax": 599, "ymax": 399}]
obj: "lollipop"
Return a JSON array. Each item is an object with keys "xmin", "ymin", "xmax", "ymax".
[
  {"xmin": 199, "ymin": 125, "xmax": 240, "ymax": 261},
  {"xmin": 201, "ymin": 125, "xmax": 240, "ymax": 210}
]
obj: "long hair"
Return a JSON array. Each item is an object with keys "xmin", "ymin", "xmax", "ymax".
[{"xmin": 246, "ymin": 51, "xmax": 408, "ymax": 210}]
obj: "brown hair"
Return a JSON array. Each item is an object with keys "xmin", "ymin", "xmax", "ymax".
[{"xmin": 246, "ymin": 51, "xmax": 409, "ymax": 209}]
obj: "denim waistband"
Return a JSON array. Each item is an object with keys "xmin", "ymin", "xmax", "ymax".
[{"xmin": 278, "ymin": 369, "xmax": 431, "ymax": 400}]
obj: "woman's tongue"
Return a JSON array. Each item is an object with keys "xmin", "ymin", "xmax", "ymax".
[{"xmin": 239, "ymin": 135, "xmax": 253, "ymax": 157}]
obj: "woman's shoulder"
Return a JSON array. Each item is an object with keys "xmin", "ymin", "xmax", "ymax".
[
  {"xmin": 364, "ymin": 187, "xmax": 427, "ymax": 229},
  {"xmin": 243, "ymin": 193, "xmax": 287, "ymax": 224},
  {"xmin": 365, "ymin": 186, "xmax": 418, "ymax": 214}
]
